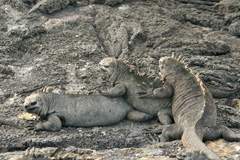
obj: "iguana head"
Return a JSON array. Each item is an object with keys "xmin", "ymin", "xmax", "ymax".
[
  {"xmin": 99, "ymin": 57, "xmax": 130, "ymax": 83},
  {"xmin": 99, "ymin": 57, "xmax": 117, "ymax": 75},
  {"xmin": 159, "ymin": 56, "xmax": 187, "ymax": 83},
  {"xmin": 24, "ymin": 93, "xmax": 48, "ymax": 117}
]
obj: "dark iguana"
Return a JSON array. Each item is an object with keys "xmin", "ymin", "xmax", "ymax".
[
  {"xmin": 23, "ymin": 93, "xmax": 152, "ymax": 131},
  {"xmin": 26, "ymin": 0, "xmax": 77, "ymax": 14},
  {"xmin": 25, "ymin": 0, "xmax": 125, "ymax": 14},
  {"xmin": 99, "ymin": 57, "xmax": 173, "ymax": 125},
  {"xmin": 138, "ymin": 56, "xmax": 240, "ymax": 160}
]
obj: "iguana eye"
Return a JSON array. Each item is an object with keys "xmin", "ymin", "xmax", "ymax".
[{"xmin": 31, "ymin": 101, "xmax": 37, "ymax": 105}]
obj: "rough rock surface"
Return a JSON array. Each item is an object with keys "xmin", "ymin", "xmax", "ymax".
[{"xmin": 0, "ymin": 0, "xmax": 240, "ymax": 159}]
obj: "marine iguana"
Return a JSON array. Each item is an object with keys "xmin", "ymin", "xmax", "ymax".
[
  {"xmin": 138, "ymin": 56, "xmax": 240, "ymax": 160},
  {"xmin": 23, "ymin": 93, "xmax": 152, "ymax": 131},
  {"xmin": 25, "ymin": 0, "xmax": 125, "ymax": 14},
  {"xmin": 99, "ymin": 57, "xmax": 173, "ymax": 125},
  {"xmin": 27, "ymin": 0, "xmax": 77, "ymax": 14}
]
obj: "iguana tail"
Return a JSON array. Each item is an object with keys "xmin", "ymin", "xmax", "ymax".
[
  {"xmin": 208, "ymin": 85, "xmax": 240, "ymax": 98},
  {"xmin": 181, "ymin": 127, "xmax": 220, "ymax": 160}
]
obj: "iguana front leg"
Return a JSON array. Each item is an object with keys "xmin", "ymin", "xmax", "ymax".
[
  {"xmin": 100, "ymin": 84, "xmax": 126, "ymax": 97},
  {"xmin": 35, "ymin": 114, "xmax": 62, "ymax": 131},
  {"xmin": 137, "ymin": 83, "xmax": 173, "ymax": 98}
]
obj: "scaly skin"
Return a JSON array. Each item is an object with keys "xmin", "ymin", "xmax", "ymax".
[
  {"xmin": 27, "ymin": 0, "xmax": 77, "ymax": 14},
  {"xmin": 23, "ymin": 93, "xmax": 153, "ymax": 131},
  {"xmin": 26, "ymin": 0, "xmax": 125, "ymax": 14},
  {"xmin": 140, "ymin": 56, "xmax": 240, "ymax": 160},
  {"xmin": 99, "ymin": 57, "xmax": 173, "ymax": 125}
]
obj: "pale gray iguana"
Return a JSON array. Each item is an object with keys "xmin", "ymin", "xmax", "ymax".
[{"xmin": 23, "ymin": 92, "xmax": 153, "ymax": 131}]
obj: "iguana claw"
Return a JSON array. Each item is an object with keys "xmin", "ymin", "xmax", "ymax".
[{"xmin": 135, "ymin": 90, "xmax": 153, "ymax": 98}]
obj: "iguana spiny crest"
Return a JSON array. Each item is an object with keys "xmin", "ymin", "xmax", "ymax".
[{"xmin": 159, "ymin": 55, "xmax": 194, "ymax": 79}]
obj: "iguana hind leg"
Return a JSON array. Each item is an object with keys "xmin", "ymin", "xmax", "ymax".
[
  {"xmin": 160, "ymin": 124, "xmax": 183, "ymax": 142},
  {"xmin": 35, "ymin": 114, "xmax": 62, "ymax": 131},
  {"xmin": 127, "ymin": 110, "xmax": 153, "ymax": 122},
  {"xmin": 203, "ymin": 125, "xmax": 240, "ymax": 142}
]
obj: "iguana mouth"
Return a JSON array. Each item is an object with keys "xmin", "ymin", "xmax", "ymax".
[
  {"xmin": 25, "ymin": 106, "xmax": 38, "ymax": 113},
  {"xmin": 99, "ymin": 62, "xmax": 113, "ymax": 76}
]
